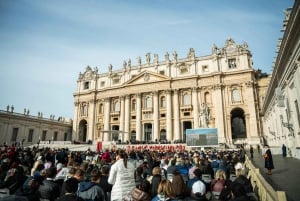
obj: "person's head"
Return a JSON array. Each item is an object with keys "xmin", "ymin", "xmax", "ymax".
[
  {"xmin": 46, "ymin": 167, "xmax": 57, "ymax": 178},
  {"xmin": 215, "ymin": 169, "xmax": 226, "ymax": 180},
  {"xmin": 138, "ymin": 179, "xmax": 151, "ymax": 193},
  {"xmin": 230, "ymin": 182, "xmax": 247, "ymax": 198},
  {"xmin": 74, "ymin": 168, "xmax": 85, "ymax": 181},
  {"xmin": 152, "ymin": 167, "xmax": 161, "ymax": 175},
  {"xmin": 193, "ymin": 168, "xmax": 202, "ymax": 179},
  {"xmin": 65, "ymin": 177, "xmax": 79, "ymax": 193},
  {"xmin": 90, "ymin": 169, "xmax": 101, "ymax": 183},
  {"xmin": 101, "ymin": 165, "xmax": 110, "ymax": 175},
  {"xmin": 157, "ymin": 180, "xmax": 175, "ymax": 198}
]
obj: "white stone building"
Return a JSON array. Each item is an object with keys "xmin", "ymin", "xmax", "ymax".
[
  {"xmin": 0, "ymin": 107, "xmax": 72, "ymax": 147},
  {"xmin": 262, "ymin": 1, "xmax": 300, "ymax": 158},
  {"xmin": 73, "ymin": 38, "xmax": 269, "ymax": 147}
]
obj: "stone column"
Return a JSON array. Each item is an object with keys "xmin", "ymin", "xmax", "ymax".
[
  {"xmin": 72, "ymin": 102, "xmax": 80, "ymax": 141},
  {"xmin": 166, "ymin": 90, "xmax": 173, "ymax": 141},
  {"xmin": 119, "ymin": 96, "xmax": 125, "ymax": 142},
  {"xmin": 88, "ymin": 99, "xmax": 96, "ymax": 141},
  {"xmin": 213, "ymin": 85, "xmax": 226, "ymax": 144},
  {"xmin": 136, "ymin": 93, "xmax": 142, "ymax": 141},
  {"xmin": 173, "ymin": 89, "xmax": 180, "ymax": 140},
  {"xmin": 104, "ymin": 98, "xmax": 111, "ymax": 141},
  {"xmin": 124, "ymin": 95, "xmax": 130, "ymax": 142},
  {"xmin": 192, "ymin": 87, "xmax": 199, "ymax": 128},
  {"xmin": 153, "ymin": 91, "xmax": 159, "ymax": 141}
]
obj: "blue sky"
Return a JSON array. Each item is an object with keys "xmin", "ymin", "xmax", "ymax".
[{"xmin": 0, "ymin": 0, "xmax": 294, "ymax": 119}]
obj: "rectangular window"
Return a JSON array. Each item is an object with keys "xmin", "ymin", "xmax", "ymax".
[
  {"xmin": 180, "ymin": 67, "xmax": 188, "ymax": 74},
  {"xmin": 228, "ymin": 58, "xmax": 237, "ymax": 69},
  {"xmin": 159, "ymin": 71, "xmax": 165, "ymax": 75},
  {"xmin": 113, "ymin": 117, "xmax": 118, "ymax": 121},
  {"xmin": 131, "ymin": 116, "xmax": 136, "ymax": 120},
  {"xmin": 11, "ymin": 127, "xmax": 19, "ymax": 142},
  {"xmin": 100, "ymin": 81, "xmax": 105, "ymax": 87},
  {"xmin": 53, "ymin": 131, "xmax": 58, "ymax": 141},
  {"xmin": 84, "ymin": 82, "xmax": 90, "ymax": 89},
  {"xmin": 42, "ymin": 130, "xmax": 47, "ymax": 141},
  {"xmin": 113, "ymin": 78, "xmax": 120, "ymax": 84},
  {"xmin": 295, "ymin": 100, "xmax": 300, "ymax": 127},
  {"xmin": 160, "ymin": 113, "xmax": 166, "ymax": 118},
  {"xmin": 28, "ymin": 129, "xmax": 34, "ymax": 142},
  {"xmin": 184, "ymin": 112, "xmax": 190, "ymax": 116}
]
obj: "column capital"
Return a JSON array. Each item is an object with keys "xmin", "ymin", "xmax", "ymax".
[{"xmin": 192, "ymin": 87, "xmax": 199, "ymax": 92}]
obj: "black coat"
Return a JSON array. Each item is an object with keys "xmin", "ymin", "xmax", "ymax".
[
  {"xmin": 38, "ymin": 179, "xmax": 60, "ymax": 201},
  {"xmin": 264, "ymin": 149, "xmax": 274, "ymax": 169}
]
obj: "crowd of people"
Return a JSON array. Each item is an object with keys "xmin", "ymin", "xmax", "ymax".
[{"xmin": 0, "ymin": 143, "xmax": 259, "ymax": 201}]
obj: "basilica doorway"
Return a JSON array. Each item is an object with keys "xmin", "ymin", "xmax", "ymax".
[
  {"xmin": 111, "ymin": 125, "xmax": 119, "ymax": 142},
  {"xmin": 231, "ymin": 108, "xmax": 247, "ymax": 141},
  {"xmin": 183, "ymin": 121, "xmax": 192, "ymax": 142},
  {"xmin": 144, "ymin": 123, "xmax": 152, "ymax": 142},
  {"xmin": 78, "ymin": 120, "xmax": 87, "ymax": 142}
]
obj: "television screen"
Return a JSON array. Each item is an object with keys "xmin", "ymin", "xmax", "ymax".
[{"xmin": 186, "ymin": 128, "xmax": 218, "ymax": 147}]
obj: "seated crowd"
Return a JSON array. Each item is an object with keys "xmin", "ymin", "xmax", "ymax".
[{"xmin": 0, "ymin": 143, "xmax": 257, "ymax": 201}]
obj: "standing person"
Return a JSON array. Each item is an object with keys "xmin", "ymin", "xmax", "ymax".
[
  {"xmin": 282, "ymin": 144, "xmax": 287, "ymax": 158},
  {"xmin": 108, "ymin": 149, "xmax": 136, "ymax": 201},
  {"xmin": 250, "ymin": 146, "xmax": 254, "ymax": 159},
  {"xmin": 77, "ymin": 169, "xmax": 106, "ymax": 201},
  {"xmin": 38, "ymin": 167, "xmax": 61, "ymax": 201},
  {"xmin": 263, "ymin": 145, "xmax": 274, "ymax": 175}
]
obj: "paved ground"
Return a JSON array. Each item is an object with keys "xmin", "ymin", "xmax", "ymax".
[{"xmin": 248, "ymin": 149, "xmax": 300, "ymax": 201}]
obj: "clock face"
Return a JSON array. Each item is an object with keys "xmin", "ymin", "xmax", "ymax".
[
  {"xmin": 85, "ymin": 71, "xmax": 91, "ymax": 78},
  {"xmin": 226, "ymin": 45, "xmax": 236, "ymax": 53}
]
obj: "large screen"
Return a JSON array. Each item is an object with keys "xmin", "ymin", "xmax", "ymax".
[{"xmin": 186, "ymin": 128, "xmax": 218, "ymax": 147}]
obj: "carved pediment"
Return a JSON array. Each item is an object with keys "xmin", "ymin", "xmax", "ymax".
[{"xmin": 124, "ymin": 70, "xmax": 170, "ymax": 86}]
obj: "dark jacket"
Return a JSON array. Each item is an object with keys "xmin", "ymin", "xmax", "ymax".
[
  {"xmin": 264, "ymin": 149, "xmax": 274, "ymax": 169},
  {"xmin": 38, "ymin": 179, "xmax": 60, "ymax": 201},
  {"xmin": 77, "ymin": 181, "xmax": 106, "ymax": 201}
]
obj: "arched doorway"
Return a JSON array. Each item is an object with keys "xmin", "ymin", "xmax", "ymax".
[
  {"xmin": 79, "ymin": 119, "xmax": 87, "ymax": 142},
  {"xmin": 231, "ymin": 108, "xmax": 246, "ymax": 140}
]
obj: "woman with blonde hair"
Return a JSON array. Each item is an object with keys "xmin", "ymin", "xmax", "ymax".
[
  {"xmin": 211, "ymin": 169, "xmax": 226, "ymax": 201},
  {"xmin": 151, "ymin": 179, "xmax": 177, "ymax": 201}
]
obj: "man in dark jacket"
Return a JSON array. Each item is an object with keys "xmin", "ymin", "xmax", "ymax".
[
  {"xmin": 77, "ymin": 169, "xmax": 106, "ymax": 201},
  {"xmin": 38, "ymin": 167, "xmax": 60, "ymax": 201}
]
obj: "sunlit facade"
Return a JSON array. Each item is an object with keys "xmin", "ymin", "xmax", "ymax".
[{"xmin": 73, "ymin": 38, "xmax": 269, "ymax": 147}]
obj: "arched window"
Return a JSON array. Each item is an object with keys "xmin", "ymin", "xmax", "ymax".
[
  {"xmin": 160, "ymin": 96, "xmax": 166, "ymax": 108},
  {"xmin": 114, "ymin": 100, "xmax": 120, "ymax": 112},
  {"xmin": 131, "ymin": 99, "xmax": 136, "ymax": 111},
  {"xmin": 232, "ymin": 88, "xmax": 241, "ymax": 103},
  {"xmin": 183, "ymin": 93, "xmax": 190, "ymax": 106},
  {"xmin": 146, "ymin": 96, "xmax": 152, "ymax": 109}
]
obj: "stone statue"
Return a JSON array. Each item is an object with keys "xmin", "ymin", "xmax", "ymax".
[
  {"xmin": 165, "ymin": 52, "xmax": 169, "ymax": 61},
  {"xmin": 108, "ymin": 64, "xmax": 112, "ymax": 72},
  {"xmin": 154, "ymin": 54, "xmax": 159, "ymax": 64},
  {"xmin": 212, "ymin": 44, "xmax": 218, "ymax": 54},
  {"xmin": 27, "ymin": 110, "xmax": 30, "ymax": 115},
  {"xmin": 188, "ymin": 48, "xmax": 195, "ymax": 59},
  {"xmin": 24, "ymin": 108, "xmax": 26, "ymax": 115},
  {"xmin": 94, "ymin": 66, "xmax": 98, "ymax": 73},
  {"xmin": 137, "ymin": 56, "xmax": 141, "ymax": 66},
  {"xmin": 7, "ymin": 105, "xmax": 9, "ymax": 112},
  {"xmin": 128, "ymin": 59, "xmax": 131, "ymax": 68},
  {"xmin": 123, "ymin": 60, "xmax": 127, "ymax": 69},
  {"xmin": 11, "ymin": 105, "xmax": 14, "ymax": 113},
  {"xmin": 173, "ymin": 51, "xmax": 178, "ymax": 61},
  {"xmin": 146, "ymin": 53, "xmax": 151, "ymax": 64},
  {"xmin": 199, "ymin": 103, "xmax": 209, "ymax": 128}
]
